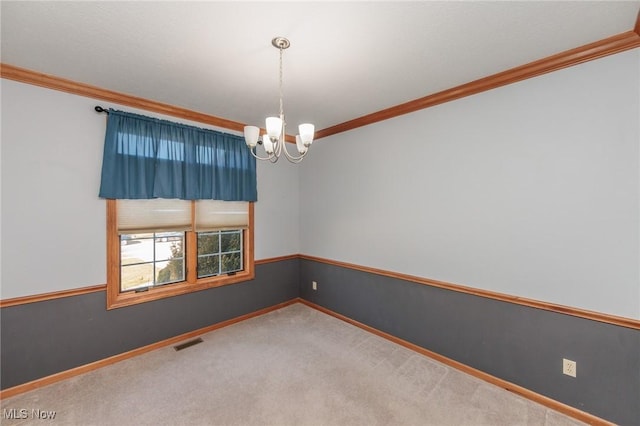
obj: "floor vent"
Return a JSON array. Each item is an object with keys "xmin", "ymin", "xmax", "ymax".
[{"xmin": 173, "ymin": 337, "xmax": 203, "ymax": 351}]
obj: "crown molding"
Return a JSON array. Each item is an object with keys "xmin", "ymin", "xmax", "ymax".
[
  {"xmin": 315, "ymin": 30, "xmax": 640, "ymax": 140},
  {"xmin": 0, "ymin": 63, "xmax": 244, "ymax": 131},
  {"xmin": 0, "ymin": 63, "xmax": 300, "ymax": 143},
  {"xmin": 2, "ymin": 30, "xmax": 639, "ymax": 142}
]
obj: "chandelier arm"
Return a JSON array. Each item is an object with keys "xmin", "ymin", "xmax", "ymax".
[
  {"xmin": 276, "ymin": 114, "xmax": 285, "ymax": 158},
  {"xmin": 281, "ymin": 141, "xmax": 308, "ymax": 163},
  {"xmin": 250, "ymin": 147, "xmax": 276, "ymax": 161}
]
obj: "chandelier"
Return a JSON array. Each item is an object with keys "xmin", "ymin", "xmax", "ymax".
[{"xmin": 243, "ymin": 37, "xmax": 315, "ymax": 163}]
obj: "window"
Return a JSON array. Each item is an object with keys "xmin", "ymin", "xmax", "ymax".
[
  {"xmin": 106, "ymin": 199, "xmax": 254, "ymax": 309},
  {"xmin": 99, "ymin": 109, "xmax": 257, "ymax": 309}
]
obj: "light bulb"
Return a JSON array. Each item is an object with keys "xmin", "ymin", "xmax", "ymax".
[
  {"xmin": 298, "ymin": 123, "xmax": 315, "ymax": 146},
  {"xmin": 266, "ymin": 117, "xmax": 283, "ymax": 140},
  {"xmin": 262, "ymin": 134, "xmax": 274, "ymax": 154},
  {"xmin": 243, "ymin": 126, "xmax": 260, "ymax": 148},
  {"xmin": 295, "ymin": 135, "xmax": 308, "ymax": 154}
]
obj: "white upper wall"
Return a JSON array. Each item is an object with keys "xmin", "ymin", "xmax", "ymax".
[
  {"xmin": 254, "ymin": 159, "xmax": 300, "ymax": 260},
  {"xmin": 0, "ymin": 80, "xmax": 299, "ymax": 299},
  {"xmin": 300, "ymin": 49, "xmax": 640, "ymax": 320},
  {"xmin": 1, "ymin": 80, "xmax": 106, "ymax": 299}
]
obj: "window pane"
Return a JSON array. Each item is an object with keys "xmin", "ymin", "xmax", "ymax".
[
  {"xmin": 197, "ymin": 230, "xmax": 242, "ymax": 278},
  {"xmin": 198, "ymin": 233, "xmax": 219, "ymax": 255},
  {"xmin": 221, "ymin": 252, "xmax": 241, "ymax": 274},
  {"xmin": 155, "ymin": 233, "xmax": 184, "ymax": 262},
  {"xmin": 121, "ymin": 234, "xmax": 154, "ymax": 264},
  {"xmin": 220, "ymin": 231, "xmax": 241, "ymax": 252},
  {"xmin": 121, "ymin": 232, "xmax": 185, "ymax": 291},
  {"xmin": 156, "ymin": 259, "xmax": 184, "ymax": 284},
  {"xmin": 197, "ymin": 255, "xmax": 220, "ymax": 278},
  {"xmin": 121, "ymin": 263, "xmax": 154, "ymax": 292}
]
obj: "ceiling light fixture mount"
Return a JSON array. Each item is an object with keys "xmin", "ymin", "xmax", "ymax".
[
  {"xmin": 271, "ymin": 36, "xmax": 290, "ymax": 50},
  {"xmin": 243, "ymin": 37, "xmax": 314, "ymax": 163}
]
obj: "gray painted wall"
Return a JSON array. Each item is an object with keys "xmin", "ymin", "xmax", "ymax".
[
  {"xmin": 1, "ymin": 259, "xmax": 299, "ymax": 390},
  {"xmin": 2, "ymin": 257, "xmax": 637, "ymax": 424},
  {"xmin": 299, "ymin": 259, "xmax": 640, "ymax": 425}
]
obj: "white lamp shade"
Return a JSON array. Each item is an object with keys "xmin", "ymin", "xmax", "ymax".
[
  {"xmin": 298, "ymin": 123, "xmax": 315, "ymax": 146},
  {"xmin": 243, "ymin": 126, "xmax": 260, "ymax": 148},
  {"xmin": 295, "ymin": 135, "xmax": 308, "ymax": 154},
  {"xmin": 262, "ymin": 134, "xmax": 274, "ymax": 154},
  {"xmin": 266, "ymin": 117, "xmax": 283, "ymax": 139}
]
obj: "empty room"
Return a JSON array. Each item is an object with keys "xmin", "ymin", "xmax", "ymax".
[{"xmin": 1, "ymin": 2, "xmax": 639, "ymax": 425}]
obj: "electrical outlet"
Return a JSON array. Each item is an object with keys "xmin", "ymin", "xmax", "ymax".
[
  {"xmin": 312, "ymin": 281, "xmax": 317, "ymax": 291},
  {"xmin": 563, "ymin": 358, "xmax": 576, "ymax": 377}
]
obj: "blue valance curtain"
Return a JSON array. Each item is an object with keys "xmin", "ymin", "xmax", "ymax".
[{"xmin": 99, "ymin": 109, "xmax": 257, "ymax": 201}]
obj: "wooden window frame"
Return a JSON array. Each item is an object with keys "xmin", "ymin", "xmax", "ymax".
[{"xmin": 106, "ymin": 199, "xmax": 254, "ymax": 309}]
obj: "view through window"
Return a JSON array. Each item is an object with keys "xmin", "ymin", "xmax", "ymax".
[{"xmin": 120, "ymin": 232, "xmax": 186, "ymax": 291}]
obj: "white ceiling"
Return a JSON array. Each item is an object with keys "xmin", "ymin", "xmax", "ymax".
[{"xmin": 2, "ymin": 1, "xmax": 639, "ymax": 134}]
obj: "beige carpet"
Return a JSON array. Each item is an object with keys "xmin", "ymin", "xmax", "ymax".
[{"xmin": 1, "ymin": 303, "xmax": 585, "ymax": 426}]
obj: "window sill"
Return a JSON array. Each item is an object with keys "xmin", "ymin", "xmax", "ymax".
[{"xmin": 106, "ymin": 269, "xmax": 255, "ymax": 310}]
